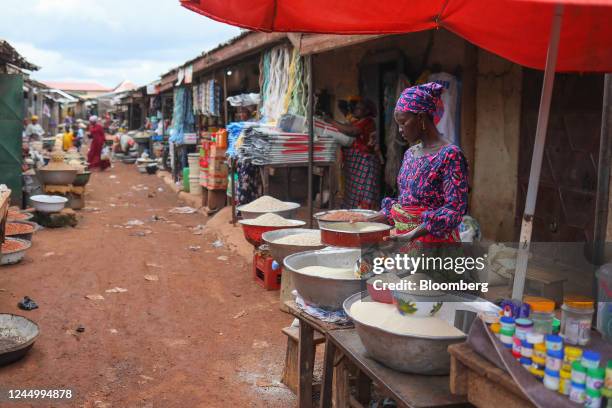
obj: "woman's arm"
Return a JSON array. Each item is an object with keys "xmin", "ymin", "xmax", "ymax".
[
  {"xmin": 326, "ymin": 118, "xmax": 361, "ymax": 137},
  {"xmin": 422, "ymin": 148, "xmax": 469, "ymax": 237}
]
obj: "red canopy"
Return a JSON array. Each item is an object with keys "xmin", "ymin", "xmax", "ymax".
[{"xmin": 180, "ymin": 0, "xmax": 612, "ymax": 72}]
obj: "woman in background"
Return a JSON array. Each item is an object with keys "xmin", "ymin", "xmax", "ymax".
[
  {"xmin": 87, "ymin": 116, "xmax": 110, "ymax": 171},
  {"xmin": 326, "ymin": 99, "xmax": 381, "ymax": 209}
]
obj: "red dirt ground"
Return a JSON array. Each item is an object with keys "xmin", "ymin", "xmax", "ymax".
[{"xmin": 0, "ymin": 163, "xmax": 295, "ymax": 407}]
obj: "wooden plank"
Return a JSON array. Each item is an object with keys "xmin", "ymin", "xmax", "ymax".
[
  {"xmin": 299, "ymin": 34, "xmax": 388, "ymax": 56},
  {"xmin": 449, "ymin": 354, "xmax": 468, "ymax": 396},
  {"xmin": 448, "ymin": 343, "xmax": 524, "ymax": 397},
  {"xmin": 468, "ymin": 372, "xmax": 534, "ymax": 408},
  {"xmin": 282, "ymin": 326, "xmax": 325, "ymax": 345},
  {"xmin": 320, "ymin": 340, "xmax": 336, "ymax": 408},
  {"xmin": 192, "ymin": 32, "xmax": 287, "ymax": 74},
  {"xmin": 460, "ymin": 43, "xmax": 477, "ymax": 199},
  {"xmin": 328, "ymin": 330, "xmax": 465, "ymax": 408},
  {"xmin": 284, "ymin": 300, "xmax": 353, "ymax": 333},
  {"xmin": 298, "ymin": 320, "xmax": 315, "ymax": 408}
]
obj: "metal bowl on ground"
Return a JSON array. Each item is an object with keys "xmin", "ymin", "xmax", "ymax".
[
  {"xmin": 5, "ymin": 221, "xmax": 38, "ymax": 241},
  {"xmin": 72, "ymin": 171, "xmax": 91, "ymax": 186},
  {"xmin": 1, "ymin": 238, "xmax": 32, "ymax": 266},
  {"xmin": 343, "ymin": 292, "xmax": 467, "ymax": 375},
  {"xmin": 29, "ymin": 195, "xmax": 68, "ymax": 213},
  {"xmin": 7, "ymin": 211, "xmax": 34, "ymax": 222},
  {"xmin": 319, "ymin": 222, "xmax": 392, "ymax": 247},
  {"xmin": 137, "ymin": 165, "xmax": 148, "ymax": 174},
  {"xmin": 0, "ymin": 314, "xmax": 40, "ymax": 366},
  {"xmin": 237, "ymin": 201, "xmax": 300, "ymax": 220},
  {"xmin": 262, "ymin": 229, "xmax": 326, "ymax": 263},
  {"xmin": 123, "ymin": 157, "xmax": 137, "ymax": 164},
  {"xmin": 37, "ymin": 168, "xmax": 77, "ymax": 185},
  {"xmin": 283, "ymin": 248, "xmax": 363, "ymax": 311},
  {"xmin": 314, "ymin": 209, "xmax": 380, "ymax": 229},
  {"xmin": 239, "ymin": 219, "xmax": 305, "ymax": 247}
]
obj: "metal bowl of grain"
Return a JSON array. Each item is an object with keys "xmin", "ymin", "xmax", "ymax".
[
  {"xmin": 262, "ymin": 229, "xmax": 326, "ymax": 263},
  {"xmin": 314, "ymin": 209, "xmax": 380, "ymax": 229},
  {"xmin": 343, "ymin": 292, "xmax": 467, "ymax": 375},
  {"xmin": 283, "ymin": 248, "xmax": 363, "ymax": 311},
  {"xmin": 237, "ymin": 195, "xmax": 300, "ymax": 219},
  {"xmin": 320, "ymin": 222, "xmax": 392, "ymax": 247},
  {"xmin": 0, "ymin": 314, "xmax": 40, "ymax": 366}
]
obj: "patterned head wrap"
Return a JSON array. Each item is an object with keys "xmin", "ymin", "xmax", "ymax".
[{"xmin": 395, "ymin": 82, "xmax": 444, "ymax": 121}]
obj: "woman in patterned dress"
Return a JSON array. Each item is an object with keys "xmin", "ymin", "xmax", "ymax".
[
  {"xmin": 374, "ymin": 83, "xmax": 469, "ymax": 244},
  {"xmin": 326, "ymin": 99, "xmax": 381, "ymax": 209}
]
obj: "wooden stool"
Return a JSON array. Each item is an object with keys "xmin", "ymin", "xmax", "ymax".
[{"xmin": 281, "ymin": 326, "xmax": 325, "ymax": 394}]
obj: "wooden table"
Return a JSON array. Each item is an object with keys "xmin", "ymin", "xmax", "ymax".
[
  {"xmin": 260, "ymin": 162, "xmax": 335, "ymax": 209},
  {"xmin": 284, "ymin": 300, "xmax": 352, "ymax": 408},
  {"xmin": 448, "ymin": 342, "xmax": 534, "ymax": 408},
  {"xmin": 320, "ymin": 329, "xmax": 468, "ymax": 408}
]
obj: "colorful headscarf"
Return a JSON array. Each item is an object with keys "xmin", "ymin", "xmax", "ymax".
[{"xmin": 395, "ymin": 82, "xmax": 444, "ymax": 121}]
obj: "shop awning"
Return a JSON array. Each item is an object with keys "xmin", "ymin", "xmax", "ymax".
[{"xmin": 180, "ymin": 0, "xmax": 612, "ymax": 72}]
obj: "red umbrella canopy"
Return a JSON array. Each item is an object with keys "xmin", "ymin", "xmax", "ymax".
[{"xmin": 180, "ymin": 0, "xmax": 612, "ymax": 72}]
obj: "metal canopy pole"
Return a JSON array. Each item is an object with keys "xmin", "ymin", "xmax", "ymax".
[
  {"xmin": 307, "ymin": 55, "xmax": 314, "ymax": 228},
  {"xmin": 512, "ymin": 4, "xmax": 564, "ymax": 299}
]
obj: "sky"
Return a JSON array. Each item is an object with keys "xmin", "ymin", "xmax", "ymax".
[{"xmin": 1, "ymin": 0, "xmax": 241, "ymax": 88}]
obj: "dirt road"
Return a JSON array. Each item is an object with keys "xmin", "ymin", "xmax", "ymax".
[{"xmin": 0, "ymin": 164, "xmax": 294, "ymax": 407}]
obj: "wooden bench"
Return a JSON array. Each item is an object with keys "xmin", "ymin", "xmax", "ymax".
[{"xmin": 281, "ymin": 325, "xmax": 325, "ymax": 394}]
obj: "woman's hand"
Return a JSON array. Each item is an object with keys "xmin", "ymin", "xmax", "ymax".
[
  {"xmin": 368, "ymin": 212, "xmax": 389, "ymax": 224},
  {"xmin": 383, "ymin": 231, "xmax": 415, "ymax": 242}
]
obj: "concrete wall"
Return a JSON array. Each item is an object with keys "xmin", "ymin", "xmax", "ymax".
[{"xmin": 470, "ymin": 50, "xmax": 522, "ymax": 242}]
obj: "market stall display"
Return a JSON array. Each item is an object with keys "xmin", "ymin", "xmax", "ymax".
[{"xmin": 283, "ymin": 248, "xmax": 362, "ymax": 311}]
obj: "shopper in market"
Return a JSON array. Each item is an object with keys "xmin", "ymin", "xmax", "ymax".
[
  {"xmin": 376, "ymin": 82, "xmax": 469, "ymax": 243},
  {"xmin": 24, "ymin": 115, "xmax": 45, "ymax": 142},
  {"xmin": 87, "ymin": 115, "xmax": 110, "ymax": 171},
  {"xmin": 325, "ymin": 98, "xmax": 381, "ymax": 209}
]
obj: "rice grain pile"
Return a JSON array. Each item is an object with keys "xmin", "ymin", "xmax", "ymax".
[
  {"xmin": 320, "ymin": 211, "xmax": 370, "ymax": 222},
  {"xmin": 241, "ymin": 212, "xmax": 301, "ymax": 227},
  {"xmin": 273, "ymin": 231, "xmax": 321, "ymax": 246},
  {"xmin": 240, "ymin": 195, "xmax": 294, "ymax": 212}
]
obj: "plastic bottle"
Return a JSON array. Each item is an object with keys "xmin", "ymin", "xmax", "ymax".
[
  {"xmin": 490, "ymin": 322, "xmax": 501, "ymax": 338},
  {"xmin": 524, "ymin": 296, "xmax": 555, "ymax": 334},
  {"xmin": 561, "ymin": 295, "xmax": 595, "ymax": 346},
  {"xmin": 563, "ymin": 346, "xmax": 583, "ymax": 372},
  {"xmin": 585, "ymin": 387, "xmax": 602, "ymax": 408},
  {"xmin": 546, "ymin": 350, "xmax": 564, "ymax": 372},
  {"xmin": 545, "ymin": 334, "xmax": 563, "ymax": 351},
  {"xmin": 583, "ymin": 350, "xmax": 602, "ymax": 370},
  {"xmin": 572, "ymin": 361, "xmax": 588, "ymax": 384},
  {"xmin": 587, "ymin": 367, "xmax": 606, "ymax": 391},
  {"xmin": 559, "ymin": 369, "xmax": 572, "ymax": 395},
  {"xmin": 544, "ymin": 368, "xmax": 560, "ymax": 391},
  {"xmin": 603, "ymin": 361, "xmax": 612, "ymax": 399},
  {"xmin": 515, "ymin": 318, "xmax": 533, "ymax": 341},
  {"xmin": 570, "ymin": 382, "xmax": 587, "ymax": 403},
  {"xmin": 500, "ymin": 326, "xmax": 514, "ymax": 348}
]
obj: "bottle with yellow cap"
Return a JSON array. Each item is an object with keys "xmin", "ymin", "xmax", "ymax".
[
  {"xmin": 561, "ymin": 295, "xmax": 595, "ymax": 346},
  {"xmin": 523, "ymin": 296, "xmax": 555, "ymax": 335}
]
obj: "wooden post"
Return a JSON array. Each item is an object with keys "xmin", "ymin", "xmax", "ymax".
[
  {"xmin": 307, "ymin": 55, "xmax": 314, "ymax": 228},
  {"xmin": 298, "ymin": 322, "xmax": 315, "ymax": 408},
  {"xmin": 460, "ymin": 43, "xmax": 478, "ymax": 200}
]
